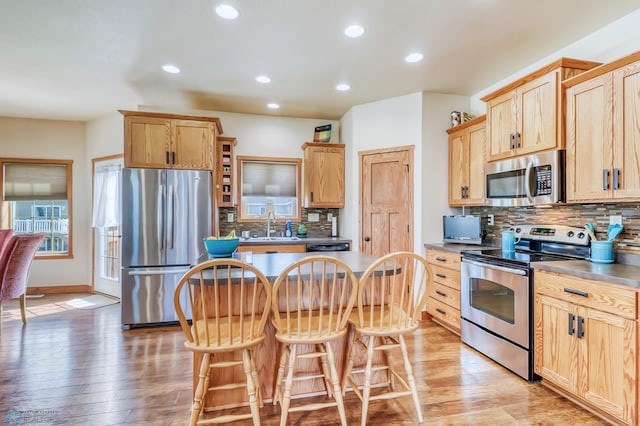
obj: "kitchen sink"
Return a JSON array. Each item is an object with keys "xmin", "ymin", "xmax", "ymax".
[{"xmin": 243, "ymin": 236, "xmax": 300, "ymax": 241}]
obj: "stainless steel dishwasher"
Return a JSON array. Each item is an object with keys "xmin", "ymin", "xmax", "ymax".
[{"xmin": 305, "ymin": 242, "xmax": 350, "ymax": 252}]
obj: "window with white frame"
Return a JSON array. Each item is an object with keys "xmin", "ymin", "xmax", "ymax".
[
  {"xmin": 237, "ymin": 156, "xmax": 301, "ymax": 222},
  {"xmin": 1, "ymin": 159, "xmax": 73, "ymax": 258}
]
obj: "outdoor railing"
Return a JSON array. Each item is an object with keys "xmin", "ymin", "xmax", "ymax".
[{"xmin": 13, "ymin": 218, "xmax": 69, "ymax": 234}]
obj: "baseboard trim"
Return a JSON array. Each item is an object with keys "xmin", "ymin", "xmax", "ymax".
[{"xmin": 27, "ymin": 285, "xmax": 92, "ymax": 295}]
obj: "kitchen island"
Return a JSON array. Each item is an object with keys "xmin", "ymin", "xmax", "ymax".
[{"xmin": 195, "ymin": 250, "xmax": 383, "ymax": 411}]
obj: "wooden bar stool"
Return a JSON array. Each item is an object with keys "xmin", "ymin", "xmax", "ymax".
[
  {"xmin": 173, "ymin": 259, "xmax": 272, "ymax": 426},
  {"xmin": 342, "ymin": 251, "xmax": 430, "ymax": 425},
  {"xmin": 271, "ymin": 255, "xmax": 358, "ymax": 426}
]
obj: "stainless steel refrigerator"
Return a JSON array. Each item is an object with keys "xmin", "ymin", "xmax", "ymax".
[{"xmin": 120, "ymin": 168, "xmax": 211, "ymax": 327}]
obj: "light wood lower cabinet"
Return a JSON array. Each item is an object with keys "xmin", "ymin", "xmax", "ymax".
[
  {"xmin": 425, "ymin": 248, "xmax": 461, "ymax": 335},
  {"xmin": 237, "ymin": 243, "xmax": 306, "ymax": 254},
  {"xmin": 534, "ymin": 270, "xmax": 637, "ymax": 425}
]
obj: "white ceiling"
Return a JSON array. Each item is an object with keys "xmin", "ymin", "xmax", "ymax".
[{"xmin": 1, "ymin": 1, "xmax": 639, "ymax": 122}]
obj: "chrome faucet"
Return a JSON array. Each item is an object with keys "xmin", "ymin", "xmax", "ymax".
[{"xmin": 266, "ymin": 211, "xmax": 277, "ymax": 239}]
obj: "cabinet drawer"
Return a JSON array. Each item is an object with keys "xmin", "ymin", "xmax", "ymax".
[
  {"xmin": 427, "ymin": 297, "xmax": 461, "ymax": 332},
  {"xmin": 535, "ymin": 270, "xmax": 637, "ymax": 319},
  {"xmin": 429, "ymin": 281, "xmax": 460, "ymax": 309},
  {"xmin": 430, "ymin": 264, "xmax": 460, "ymax": 289},
  {"xmin": 426, "ymin": 249, "xmax": 460, "ymax": 271}
]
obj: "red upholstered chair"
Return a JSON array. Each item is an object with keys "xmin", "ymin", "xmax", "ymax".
[
  {"xmin": 0, "ymin": 233, "xmax": 45, "ymax": 331},
  {"xmin": 0, "ymin": 229, "xmax": 13, "ymax": 260}
]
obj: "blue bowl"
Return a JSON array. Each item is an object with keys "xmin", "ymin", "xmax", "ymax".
[{"xmin": 203, "ymin": 238, "xmax": 239, "ymax": 258}]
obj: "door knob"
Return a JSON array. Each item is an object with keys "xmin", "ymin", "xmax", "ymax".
[{"xmin": 363, "ymin": 236, "xmax": 370, "ymax": 242}]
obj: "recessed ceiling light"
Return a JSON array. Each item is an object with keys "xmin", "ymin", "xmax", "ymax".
[
  {"xmin": 161, "ymin": 64, "xmax": 180, "ymax": 74},
  {"xmin": 256, "ymin": 75, "xmax": 271, "ymax": 84},
  {"xmin": 344, "ymin": 24, "xmax": 365, "ymax": 38},
  {"xmin": 405, "ymin": 53, "xmax": 424, "ymax": 63},
  {"xmin": 336, "ymin": 83, "xmax": 351, "ymax": 91},
  {"xmin": 215, "ymin": 4, "xmax": 239, "ymax": 20},
  {"xmin": 267, "ymin": 103, "xmax": 280, "ymax": 109}
]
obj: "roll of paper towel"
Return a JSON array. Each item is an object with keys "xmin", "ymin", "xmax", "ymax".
[{"xmin": 331, "ymin": 216, "xmax": 337, "ymax": 237}]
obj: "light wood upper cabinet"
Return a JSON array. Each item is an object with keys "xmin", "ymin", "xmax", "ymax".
[
  {"xmin": 302, "ymin": 142, "xmax": 345, "ymax": 208},
  {"xmin": 565, "ymin": 51, "xmax": 640, "ymax": 202},
  {"xmin": 447, "ymin": 115, "xmax": 486, "ymax": 206},
  {"xmin": 482, "ymin": 58, "xmax": 601, "ymax": 162},
  {"xmin": 534, "ymin": 270, "xmax": 637, "ymax": 425},
  {"xmin": 120, "ymin": 110, "xmax": 222, "ymax": 170}
]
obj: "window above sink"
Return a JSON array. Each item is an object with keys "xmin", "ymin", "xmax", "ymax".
[{"xmin": 236, "ymin": 156, "xmax": 302, "ymax": 222}]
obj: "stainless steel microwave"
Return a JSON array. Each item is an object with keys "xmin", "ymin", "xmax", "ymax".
[{"xmin": 485, "ymin": 150, "xmax": 565, "ymax": 207}]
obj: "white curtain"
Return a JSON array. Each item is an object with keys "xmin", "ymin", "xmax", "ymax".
[{"xmin": 92, "ymin": 165, "xmax": 121, "ymax": 228}]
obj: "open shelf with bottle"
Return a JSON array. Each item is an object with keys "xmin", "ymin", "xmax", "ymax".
[{"xmin": 216, "ymin": 136, "xmax": 236, "ymax": 207}]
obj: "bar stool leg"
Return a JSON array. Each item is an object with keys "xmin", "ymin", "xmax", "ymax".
[
  {"xmin": 399, "ymin": 334, "xmax": 423, "ymax": 423},
  {"xmin": 242, "ymin": 349, "xmax": 262, "ymax": 426},
  {"xmin": 325, "ymin": 342, "xmax": 348, "ymax": 426},
  {"xmin": 273, "ymin": 344, "xmax": 289, "ymax": 405},
  {"xmin": 190, "ymin": 353, "xmax": 211, "ymax": 426},
  {"xmin": 318, "ymin": 343, "xmax": 333, "ymax": 398},
  {"xmin": 279, "ymin": 344, "xmax": 298, "ymax": 426},
  {"xmin": 360, "ymin": 335, "xmax": 376, "ymax": 426},
  {"xmin": 341, "ymin": 330, "xmax": 358, "ymax": 396}
]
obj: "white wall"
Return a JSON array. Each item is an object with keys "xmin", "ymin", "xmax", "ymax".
[
  {"xmin": 421, "ymin": 93, "xmax": 471, "ymax": 244},
  {"xmin": 0, "ymin": 117, "xmax": 89, "ymax": 287},
  {"xmin": 340, "ymin": 93, "xmax": 423, "ymax": 253},
  {"xmin": 470, "ymin": 8, "xmax": 640, "ymax": 114},
  {"xmin": 138, "ymin": 106, "xmax": 340, "ymax": 158}
]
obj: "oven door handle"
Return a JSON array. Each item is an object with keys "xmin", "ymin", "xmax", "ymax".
[{"xmin": 462, "ymin": 259, "xmax": 528, "ymax": 276}]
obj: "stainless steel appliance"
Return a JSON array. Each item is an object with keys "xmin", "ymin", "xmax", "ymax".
[
  {"xmin": 305, "ymin": 241, "xmax": 350, "ymax": 252},
  {"xmin": 485, "ymin": 150, "xmax": 564, "ymax": 206},
  {"xmin": 443, "ymin": 215, "xmax": 483, "ymax": 245},
  {"xmin": 121, "ymin": 168, "xmax": 212, "ymax": 327},
  {"xmin": 460, "ymin": 224, "xmax": 590, "ymax": 381}
]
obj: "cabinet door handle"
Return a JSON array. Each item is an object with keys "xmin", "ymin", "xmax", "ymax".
[
  {"xmin": 568, "ymin": 312, "xmax": 575, "ymax": 336},
  {"xmin": 510, "ymin": 133, "xmax": 515, "ymax": 150},
  {"xmin": 310, "ymin": 191, "xmax": 313, "ymax": 202},
  {"xmin": 577, "ymin": 315, "xmax": 584, "ymax": 338},
  {"xmin": 603, "ymin": 169, "xmax": 610, "ymax": 190},
  {"xmin": 613, "ymin": 168, "xmax": 620, "ymax": 189},
  {"xmin": 515, "ymin": 132, "xmax": 521, "ymax": 148},
  {"xmin": 171, "ymin": 151, "xmax": 176, "ymax": 164},
  {"xmin": 166, "ymin": 151, "xmax": 170, "ymax": 164},
  {"xmin": 435, "ymin": 257, "xmax": 447, "ymax": 262},
  {"xmin": 460, "ymin": 186, "xmax": 465, "ymax": 199},
  {"xmin": 563, "ymin": 287, "xmax": 588, "ymax": 297},
  {"xmin": 435, "ymin": 290, "xmax": 447, "ymax": 297},
  {"xmin": 436, "ymin": 273, "xmax": 446, "ymax": 279},
  {"xmin": 435, "ymin": 308, "xmax": 446, "ymax": 315}
]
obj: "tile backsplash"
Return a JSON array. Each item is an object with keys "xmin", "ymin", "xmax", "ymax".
[
  {"xmin": 219, "ymin": 207, "xmax": 339, "ymax": 237},
  {"xmin": 470, "ymin": 202, "xmax": 640, "ymax": 255}
]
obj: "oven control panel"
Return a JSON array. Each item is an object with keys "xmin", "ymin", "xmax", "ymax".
[{"xmin": 510, "ymin": 224, "xmax": 590, "ymax": 245}]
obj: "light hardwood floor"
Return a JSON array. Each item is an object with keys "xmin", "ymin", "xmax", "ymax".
[{"xmin": 0, "ymin": 293, "xmax": 606, "ymax": 425}]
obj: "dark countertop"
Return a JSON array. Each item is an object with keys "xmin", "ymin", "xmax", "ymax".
[
  {"xmin": 532, "ymin": 260, "xmax": 640, "ymax": 289},
  {"xmin": 239, "ymin": 237, "xmax": 351, "ymax": 246},
  {"xmin": 424, "ymin": 242, "xmax": 498, "ymax": 254}
]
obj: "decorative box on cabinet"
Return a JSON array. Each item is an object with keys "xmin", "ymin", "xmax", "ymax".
[
  {"xmin": 120, "ymin": 110, "xmax": 222, "ymax": 170},
  {"xmin": 301, "ymin": 142, "xmax": 345, "ymax": 208},
  {"xmin": 447, "ymin": 115, "xmax": 486, "ymax": 206},
  {"xmin": 481, "ymin": 58, "xmax": 600, "ymax": 162},
  {"xmin": 425, "ymin": 248, "xmax": 461, "ymax": 335},
  {"xmin": 534, "ymin": 270, "xmax": 637, "ymax": 425},
  {"xmin": 216, "ymin": 136, "xmax": 236, "ymax": 207},
  {"xmin": 564, "ymin": 51, "xmax": 640, "ymax": 202}
]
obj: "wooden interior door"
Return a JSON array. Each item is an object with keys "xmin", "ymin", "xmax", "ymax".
[{"xmin": 360, "ymin": 147, "xmax": 413, "ymax": 257}]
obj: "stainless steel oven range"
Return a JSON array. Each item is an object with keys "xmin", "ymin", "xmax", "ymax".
[{"xmin": 460, "ymin": 224, "xmax": 590, "ymax": 381}]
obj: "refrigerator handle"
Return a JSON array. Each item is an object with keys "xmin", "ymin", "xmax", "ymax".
[
  {"xmin": 157, "ymin": 185, "xmax": 165, "ymax": 249},
  {"xmin": 167, "ymin": 185, "xmax": 175, "ymax": 249}
]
